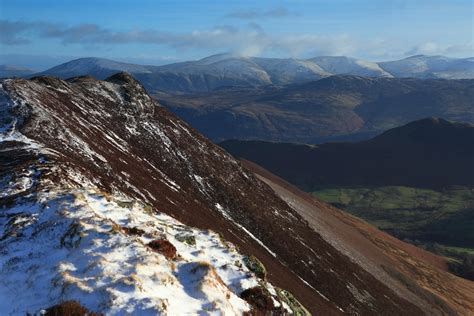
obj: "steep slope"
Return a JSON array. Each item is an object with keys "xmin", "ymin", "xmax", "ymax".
[
  {"xmin": 159, "ymin": 76, "xmax": 474, "ymax": 143},
  {"xmin": 1, "ymin": 74, "xmax": 455, "ymax": 315},
  {"xmin": 220, "ymin": 119, "xmax": 474, "ymax": 272},
  {"xmin": 242, "ymin": 160, "xmax": 474, "ymax": 316},
  {"xmin": 220, "ymin": 118, "xmax": 474, "ymax": 190},
  {"xmin": 378, "ymin": 55, "xmax": 474, "ymax": 79},
  {"xmin": 0, "ymin": 75, "xmax": 310, "ymax": 314}
]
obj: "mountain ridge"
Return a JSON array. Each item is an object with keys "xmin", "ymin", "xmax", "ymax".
[
  {"xmin": 29, "ymin": 54, "xmax": 474, "ymax": 93},
  {"xmin": 2, "ymin": 74, "xmax": 473, "ymax": 314},
  {"xmin": 159, "ymin": 76, "xmax": 474, "ymax": 144},
  {"xmin": 220, "ymin": 117, "xmax": 474, "ymax": 189}
]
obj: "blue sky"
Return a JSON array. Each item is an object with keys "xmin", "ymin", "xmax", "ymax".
[{"xmin": 0, "ymin": 0, "xmax": 472, "ymax": 70}]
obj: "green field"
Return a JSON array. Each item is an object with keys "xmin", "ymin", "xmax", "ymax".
[{"xmin": 312, "ymin": 186, "xmax": 474, "ymax": 280}]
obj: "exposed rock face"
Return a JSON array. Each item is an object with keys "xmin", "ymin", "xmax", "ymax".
[{"xmin": 0, "ymin": 73, "xmax": 467, "ymax": 315}]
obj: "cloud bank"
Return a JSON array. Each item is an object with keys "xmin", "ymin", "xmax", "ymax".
[
  {"xmin": 0, "ymin": 20, "xmax": 471, "ymax": 60},
  {"xmin": 405, "ymin": 42, "xmax": 474, "ymax": 57}
]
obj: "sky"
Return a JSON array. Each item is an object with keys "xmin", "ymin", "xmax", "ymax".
[{"xmin": 0, "ymin": 0, "xmax": 473, "ymax": 70}]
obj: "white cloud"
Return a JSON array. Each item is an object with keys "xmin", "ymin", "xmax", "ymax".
[
  {"xmin": 1, "ymin": 20, "xmax": 471, "ymax": 61},
  {"xmin": 405, "ymin": 41, "xmax": 474, "ymax": 57}
]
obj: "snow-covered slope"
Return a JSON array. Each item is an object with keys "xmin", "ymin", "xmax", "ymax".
[
  {"xmin": 158, "ymin": 56, "xmax": 273, "ymax": 85},
  {"xmin": 0, "ymin": 184, "xmax": 288, "ymax": 314},
  {"xmin": 378, "ymin": 55, "xmax": 474, "ymax": 79},
  {"xmin": 35, "ymin": 54, "xmax": 474, "ymax": 93},
  {"xmin": 310, "ymin": 56, "xmax": 393, "ymax": 78},
  {"xmin": 251, "ymin": 57, "xmax": 330, "ymax": 84}
]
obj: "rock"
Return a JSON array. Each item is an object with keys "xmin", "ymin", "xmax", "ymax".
[{"xmin": 148, "ymin": 238, "xmax": 177, "ymax": 259}]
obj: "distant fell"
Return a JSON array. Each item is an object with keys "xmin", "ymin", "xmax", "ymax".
[
  {"xmin": 32, "ymin": 54, "xmax": 474, "ymax": 93},
  {"xmin": 220, "ymin": 118, "xmax": 474, "ymax": 190},
  {"xmin": 160, "ymin": 76, "xmax": 474, "ymax": 144}
]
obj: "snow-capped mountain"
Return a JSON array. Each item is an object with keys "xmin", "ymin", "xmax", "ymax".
[
  {"xmin": 250, "ymin": 57, "xmax": 330, "ymax": 84},
  {"xmin": 310, "ymin": 56, "xmax": 392, "ymax": 78},
  {"xmin": 155, "ymin": 54, "xmax": 330, "ymax": 86},
  {"xmin": 378, "ymin": 55, "xmax": 474, "ymax": 79},
  {"xmin": 31, "ymin": 54, "xmax": 473, "ymax": 93},
  {"xmin": 33, "ymin": 57, "xmax": 153, "ymax": 80},
  {"xmin": 1, "ymin": 73, "xmax": 472, "ymax": 315}
]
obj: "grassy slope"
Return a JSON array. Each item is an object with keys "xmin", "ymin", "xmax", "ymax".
[{"xmin": 312, "ymin": 185, "xmax": 474, "ymax": 279}]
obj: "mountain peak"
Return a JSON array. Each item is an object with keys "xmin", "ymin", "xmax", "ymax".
[
  {"xmin": 397, "ymin": 117, "xmax": 472, "ymax": 129},
  {"xmin": 411, "ymin": 117, "xmax": 447, "ymax": 125},
  {"xmin": 35, "ymin": 58, "xmax": 152, "ymax": 80},
  {"xmin": 369, "ymin": 117, "xmax": 474, "ymax": 147},
  {"xmin": 30, "ymin": 75, "xmax": 65, "ymax": 85},
  {"xmin": 104, "ymin": 72, "xmax": 155, "ymax": 113},
  {"xmin": 29, "ymin": 54, "xmax": 474, "ymax": 92},
  {"xmin": 106, "ymin": 71, "xmax": 139, "ymax": 85},
  {"xmin": 196, "ymin": 52, "xmax": 247, "ymax": 65},
  {"xmin": 406, "ymin": 54, "xmax": 428, "ymax": 59}
]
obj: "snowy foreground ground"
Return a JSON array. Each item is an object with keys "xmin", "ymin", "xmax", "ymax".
[{"xmin": 0, "ymin": 169, "xmax": 291, "ymax": 315}]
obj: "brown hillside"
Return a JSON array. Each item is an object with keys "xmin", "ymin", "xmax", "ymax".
[{"xmin": 243, "ymin": 159, "xmax": 474, "ymax": 315}]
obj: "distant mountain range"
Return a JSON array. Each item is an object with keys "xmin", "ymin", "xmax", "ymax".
[
  {"xmin": 18, "ymin": 53, "xmax": 474, "ymax": 93},
  {"xmin": 220, "ymin": 118, "xmax": 474, "ymax": 190},
  {"xmin": 5, "ymin": 54, "xmax": 473, "ymax": 146},
  {"xmin": 379, "ymin": 55, "xmax": 474, "ymax": 79},
  {"xmin": 0, "ymin": 65, "xmax": 35, "ymax": 78},
  {"xmin": 159, "ymin": 75, "xmax": 474, "ymax": 144}
]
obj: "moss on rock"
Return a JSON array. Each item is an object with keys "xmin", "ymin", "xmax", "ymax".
[
  {"xmin": 243, "ymin": 255, "xmax": 267, "ymax": 280},
  {"xmin": 277, "ymin": 288, "xmax": 312, "ymax": 316},
  {"xmin": 176, "ymin": 233, "xmax": 196, "ymax": 246}
]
